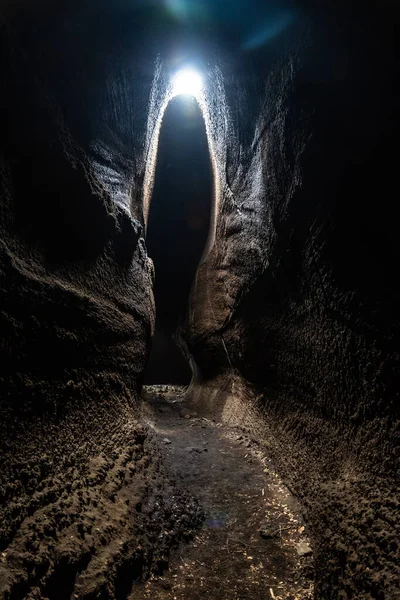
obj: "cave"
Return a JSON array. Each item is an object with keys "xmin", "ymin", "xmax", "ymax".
[
  {"xmin": 0, "ymin": 1, "xmax": 399, "ymax": 599},
  {"xmin": 145, "ymin": 95, "xmax": 212, "ymax": 385}
]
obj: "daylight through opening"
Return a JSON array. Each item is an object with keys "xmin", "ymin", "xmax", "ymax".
[{"xmin": 144, "ymin": 95, "xmax": 213, "ymax": 384}]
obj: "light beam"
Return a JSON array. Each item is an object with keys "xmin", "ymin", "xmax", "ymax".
[{"xmin": 171, "ymin": 68, "xmax": 203, "ymax": 98}]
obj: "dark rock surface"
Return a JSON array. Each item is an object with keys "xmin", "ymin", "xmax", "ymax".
[
  {"xmin": 0, "ymin": 397, "xmax": 202, "ymax": 598},
  {"xmin": 0, "ymin": 3, "xmax": 201, "ymax": 597},
  {"xmin": 0, "ymin": 0, "xmax": 399, "ymax": 598},
  {"xmin": 144, "ymin": 96, "xmax": 212, "ymax": 385},
  {"xmin": 184, "ymin": 6, "xmax": 400, "ymax": 599}
]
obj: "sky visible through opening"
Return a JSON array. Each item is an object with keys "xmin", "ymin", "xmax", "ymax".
[{"xmin": 145, "ymin": 95, "xmax": 213, "ymax": 384}]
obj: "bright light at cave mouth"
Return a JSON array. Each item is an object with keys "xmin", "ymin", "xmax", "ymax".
[{"xmin": 171, "ymin": 68, "xmax": 203, "ymax": 98}]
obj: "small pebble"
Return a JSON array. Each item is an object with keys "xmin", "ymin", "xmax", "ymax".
[{"xmin": 296, "ymin": 542, "xmax": 313, "ymax": 557}]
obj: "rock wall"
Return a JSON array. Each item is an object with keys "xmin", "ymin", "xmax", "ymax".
[
  {"xmin": 1, "ymin": 0, "xmax": 399, "ymax": 598},
  {"xmin": 0, "ymin": 3, "xmax": 202, "ymax": 597},
  {"xmin": 185, "ymin": 6, "xmax": 400, "ymax": 599}
]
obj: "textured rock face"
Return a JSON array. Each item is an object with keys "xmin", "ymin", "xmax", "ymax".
[
  {"xmin": 0, "ymin": 3, "xmax": 201, "ymax": 597},
  {"xmin": 185, "ymin": 7, "xmax": 400, "ymax": 599},
  {"xmin": 1, "ymin": 0, "xmax": 399, "ymax": 598},
  {"xmin": 145, "ymin": 96, "xmax": 212, "ymax": 385}
]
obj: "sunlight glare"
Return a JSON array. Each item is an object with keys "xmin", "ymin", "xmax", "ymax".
[{"xmin": 171, "ymin": 68, "xmax": 203, "ymax": 98}]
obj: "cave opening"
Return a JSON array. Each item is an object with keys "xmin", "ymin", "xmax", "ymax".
[{"xmin": 144, "ymin": 94, "xmax": 213, "ymax": 385}]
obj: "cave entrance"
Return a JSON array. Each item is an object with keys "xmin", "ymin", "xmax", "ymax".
[{"xmin": 144, "ymin": 95, "xmax": 213, "ymax": 384}]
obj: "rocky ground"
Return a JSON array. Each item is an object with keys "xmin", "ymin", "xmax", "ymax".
[
  {"xmin": 131, "ymin": 385, "xmax": 315, "ymax": 600},
  {"xmin": 0, "ymin": 392, "xmax": 202, "ymax": 600}
]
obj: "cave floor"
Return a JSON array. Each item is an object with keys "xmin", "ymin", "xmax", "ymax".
[{"xmin": 131, "ymin": 386, "xmax": 314, "ymax": 600}]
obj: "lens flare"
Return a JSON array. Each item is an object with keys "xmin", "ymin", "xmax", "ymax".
[{"xmin": 171, "ymin": 68, "xmax": 203, "ymax": 98}]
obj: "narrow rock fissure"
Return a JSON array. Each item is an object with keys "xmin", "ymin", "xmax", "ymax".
[
  {"xmin": 1, "ymin": 3, "xmax": 399, "ymax": 598},
  {"xmin": 144, "ymin": 95, "xmax": 213, "ymax": 385}
]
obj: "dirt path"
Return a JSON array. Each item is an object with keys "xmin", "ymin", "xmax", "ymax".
[{"xmin": 130, "ymin": 386, "xmax": 314, "ymax": 600}]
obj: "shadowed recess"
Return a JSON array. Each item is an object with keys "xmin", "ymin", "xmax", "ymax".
[{"xmin": 145, "ymin": 95, "xmax": 213, "ymax": 384}]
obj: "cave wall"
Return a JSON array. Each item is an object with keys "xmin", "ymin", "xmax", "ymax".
[
  {"xmin": 0, "ymin": 3, "xmax": 203, "ymax": 597},
  {"xmin": 185, "ymin": 6, "xmax": 400, "ymax": 599},
  {"xmin": 1, "ymin": 0, "xmax": 399, "ymax": 598}
]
